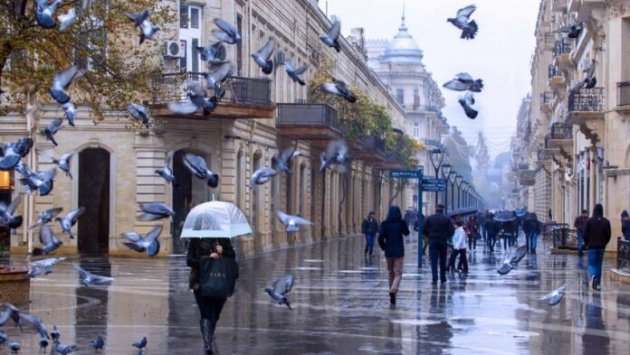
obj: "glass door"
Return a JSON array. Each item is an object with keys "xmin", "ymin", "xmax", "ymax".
[{"xmin": 179, "ymin": 4, "xmax": 202, "ymax": 73}]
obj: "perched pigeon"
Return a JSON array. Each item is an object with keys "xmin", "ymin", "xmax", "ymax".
[
  {"xmin": 443, "ymin": 73, "xmax": 484, "ymax": 92},
  {"xmin": 458, "ymin": 92, "xmax": 478, "ymax": 119},
  {"xmin": 39, "ymin": 334, "xmax": 49, "ymax": 351},
  {"xmin": 167, "ymin": 80, "xmax": 218, "ymax": 116},
  {"xmin": 0, "ymin": 197, "xmax": 22, "ymax": 229},
  {"xmin": 122, "ymin": 225, "xmax": 162, "ymax": 257},
  {"xmin": 447, "ymin": 4, "xmax": 478, "ymax": 40},
  {"xmin": 138, "ymin": 202, "xmax": 175, "ymax": 221},
  {"xmin": 319, "ymin": 139, "xmax": 349, "ymax": 173},
  {"xmin": 277, "ymin": 211, "xmax": 313, "ymax": 233},
  {"xmin": 18, "ymin": 166, "xmax": 56, "ymax": 196},
  {"xmin": 183, "ymin": 153, "xmax": 219, "ymax": 188},
  {"xmin": 72, "ymin": 263, "xmax": 114, "ymax": 287},
  {"xmin": 250, "ymin": 167, "xmax": 277, "ymax": 187},
  {"xmin": 127, "ymin": 103, "xmax": 150, "ymax": 127},
  {"xmin": 203, "ymin": 62, "xmax": 233, "ymax": 98},
  {"xmin": 28, "ymin": 257, "xmax": 66, "ymax": 278},
  {"xmin": 55, "ymin": 341, "xmax": 78, "ymax": 355},
  {"xmin": 251, "ymin": 38, "xmax": 275, "ymax": 75},
  {"xmin": 581, "ymin": 59, "xmax": 597, "ymax": 89},
  {"xmin": 196, "ymin": 42, "xmax": 226, "ymax": 65},
  {"xmin": 284, "ymin": 59, "xmax": 308, "ymax": 86},
  {"xmin": 58, "ymin": 8, "xmax": 77, "ymax": 32},
  {"xmin": 8, "ymin": 341, "xmax": 20, "ymax": 354},
  {"xmin": 61, "ymin": 101, "xmax": 76, "ymax": 126},
  {"xmin": 272, "ymin": 146, "xmax": 300, "ymax": 174},
  {"xmin": 50, "ymin": 326, "xmax": 60, "ymax": 342},
  {"xmin": 155, "ymin": 156, "xmax": 177, "ymax": 186},
  {"xmin": 126, "ymin": 9, "xmax": 149, "ymax": 28},
  {"xmin": 555, "ymin": 20, "xmax": 584, "ymax": 39},
  {"xmin": 30, "ymin": 207, "xmax": 63, "ymax": 229},
  {"xmin": 55, "ymin": 207, "xmax": 85, "ymax": 239},
  {"xmin": 539, "ymin": 282, "xmax": 570, "ymax": 306},
  {"xmin": 90, "ymin": 335, "xmax": 105, "ymax": 351},
  {"xmin": 44, "ymin": 118, "xmax": 63, "ymax": 146},
  {"xmin": 212, "ymin": 18, "xmax": 241, "ymax": 44},
  {"xmin": 319, "ymin": 17, "xmax": 341, "ymax": 52},
  {"xmin": 49, "ymin": 65, "xmax": 84, "ymax": 105},
  {"xmin": 322, "ymin": 79, "xmax": 356, "ymax": 103},
  {"xmin": 0, "ymin": 137, "xmax": 33, "ymax": 171},
  {"xmin": 264, "ymin": 274, "xmax": 295, "ymax": 310},
  {"xmin": 132, "ymin": 336, "xmax": 147, "ymax": 351},
  {"xmin": 126, "ymin": 10, "xmax": 159, "ymax": 45},
  {"xmin": 33, "ymin": 224, "xmax": 63, "ymax": 256},
  {"xmin": 36, "ymin": 0, "xmax": 63, "ymax": 29}
]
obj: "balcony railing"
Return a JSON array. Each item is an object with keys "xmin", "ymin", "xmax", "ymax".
[
  {"xmin": 550, "ymin": 122, "xmax": 573, "ymax": 140},
  {"xmin": 617, "ymin": 82, "xmax": 630, "ymax": 107},
  {"xmin": 618, "ymin": 238, "xmax": 630, "ymax": 272},
  {"xmin": 553, "ymin": 39, "xmax": 572, "ymax": 57},
  {"xmin": 568, "ymin": 87, "xmax": 604, "ymax": 112},
  {"xmin": 544, "ymin": 33, "xmax": 556, "ymax": 47},
  {"xmin": 359, "ymin": 135, "xmax": 385, "ymax": 154},
  {"xmin": 277, "ymin": 103, "xmax": 339, "ymax": 128},
  {"xmin": 548, "ymin": 64, "xmax": 560, "ymax": 79}
]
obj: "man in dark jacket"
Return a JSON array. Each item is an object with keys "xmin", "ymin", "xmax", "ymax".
[
  {"xmin": 584, "ymin": 204, "xmax": 611, "ymax": 291},
  {"xmin": 523, "ymin": 213, "xmax": 541, "ymax": 254},
  {"xmin": 422, "ymin": 205, "xmax": 455, "ymax": 284},
  {"xmin": 361, "ymin": 211, "xmax": 379, "ymax": 256},
  {"xmin": 574, "ymin": 209, "xmax": 589, "ymax": 257}
]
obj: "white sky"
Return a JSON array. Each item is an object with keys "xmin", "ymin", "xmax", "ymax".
[{"xmin": 322, "ymin": 0, "xmax": 539, "ymax": 158}]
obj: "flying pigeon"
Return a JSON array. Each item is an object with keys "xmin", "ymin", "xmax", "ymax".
[
  {"xmin": 49, "ymin": 65, "xmax": 84, "ymax": 105},
  {"xmin": 167, "ymin": 80, "xmax": 218, "ymax": 116},
  {"xmin": 122, "ymin": 225, "xmax": 162, "ymax": 257},
  {"xmin": 250, "ymin": 167, "xmax": 277, "ymax": 187},
  {"xmin": 183, "ymin": 153, "xmax": 219, "ymax": 188},
  {"xmin": 18, "ymin": 166, "xmax": 56, "ymax": 196},
  {"xmin": 554, "ymin": 20, "xmax": 584, "ymax": 39},
  {"xmin": 264, "ymin": 274, "xmax": 295, "ymax": 310},
  {"xmin": 0, "ymin": 137, "xmax": 34, "ymax": 170},
  {"xmin": 138, "ymin": 202, "xmax": 175, "ymax": 221},
  {"xmin": 30, "ymin": 207, "xmax": 63, "ymax": 229},
  {"xmin": 272, "ymin": 146, "xmax": 300, "ymax": 174},
  {"xmin": 212, "ymin": 18, "xmax": 241, "ymax": 44},
  {"xmin": 132, "ymin": 336, "xmax": 147, "ymax": 352},
  {"xmin": 58, "ymin": 8, "xmax": 77, "ymax": 32},
  {"xmin": 50, "ymin": 326, "xmax": 60, "ymax": 342},
  {"xmin": 277, "ymin": 211, "xmax": 313, "ymax": 233},
  {"xmin": 35, "ymin": 0, "xmax": 63, "ymax": 29},
  {"xmin": 42, "ymin": 150, "xmax": 74, "ymax": 179},
  {"xmin": 319, "ymin": 17, "xmax": 341, "ymax": 52},
  {"xmin": 55, "ymin": 207, "xmax": 85, "ymax": 239},
  {"xmin": 155, "ymin": 156, "xmax": 177, "ymax": 186},
  {"xmin": 127, "ymin": 103, "xmax": 150, "ymax": 127},
  {"xmin": 497, "ymin": 245, "xmax": 528, "ymax": 275},
  {"xmin": 539, "ymin": 282, "xmax": 570, "ymax": 306},
  {"xmin": 447, "ymin": 4, "xmax": 478, "ymax": 40},
  {"xmin": 319, "ymin": 139, "xmax": 349, "ymax": 173},
  {"xmin": 33, "ymin": 224, "xmax": 63, "ymax": 256},
  {"xmin": 0, "ymin": 197, "xmax": 22, "ymax": 229},
  {"xmin": 203, "ymin": 62, "xmax": 233, "ymax": 98},
  {"xmin": 284, "ymin": 59, "xmax": 308, "ymax": 86},
  {"xmin": 458, "ymin": 92, "xmax": 478, "ymax": 119},
  {"xmin": 443, "ymin": 73, "xmax": 484, "ymax": 92},
  {"xmin": 126, "ymin": 10, "xmax": 149, "ymax": 27},
  {"xmin": 126, "ymin": 10, "xmax": 160, "ymax": 45},
  {"xmin": 44, "ymin": 118, "xmax": 63, "ymax": 146},
  {"xmin": 55, "ymin": 341, "xmax": 78, "ymax": 355},
  {"xmin": 72, "ymin": 263, "xmax": 114, "ymax": 287},
  {"xmin": 18, "ymin": 313, "xmax": 49, "ymax": 339},
  {"xmin": 0, "ymin": 303, "xmax": 21, "ymax": 328},
  {"xmin": 322, "ymin": 79, "xmax": 356, "ymax": 103},
  {"xmin": 61, "ymin": 101, "xmax": 76, "ymax": 126},
  {"xmin": 8, "ymin": 341, "xmax": 20, "ymax": 354},
  {"xmin": 28, "ymin": 257, "xmax": 66, "ymax": 278},
  {"xmin": 251, "ymin": 38, "xmax": 275, "ymax": 75},
  {"xmin": 90, "ymin": 335, "xmax": 105, "ymax": 351},
  {"xmin": 196, "ymin": 42, "xmax": 226, "ymax": 65}
]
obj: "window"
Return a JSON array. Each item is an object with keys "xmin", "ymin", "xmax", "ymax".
[
  {"xmin": 180, "ymin": 4, "xmax": 188, "ymax": 28},
  {"xmin": 413, "ymin": 88, "xmax": 420, "ymax": 110},
  {"xmin": 396, "ymin": 88, "xmax": 404, "ymax": 106},
  {"xmin": 190, "ymin": 7, "xmax": 200, "ymax": 29},
  {"xmin": 413, "ymin": 123, "xmax": 419, "ymax": 138},
  {"xmin": 179, "ymin": 5, "xmax": 202, "ymax": 72}
]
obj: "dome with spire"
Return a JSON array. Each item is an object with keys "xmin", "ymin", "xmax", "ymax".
[{"xmin": 382, "ymin": 10, "xmax": 423, "ymax": 65}]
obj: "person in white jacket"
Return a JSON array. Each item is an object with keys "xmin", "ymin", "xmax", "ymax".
[{"xmin": 447, "ymin": 220, "xmax": 469, "ymax": 273}]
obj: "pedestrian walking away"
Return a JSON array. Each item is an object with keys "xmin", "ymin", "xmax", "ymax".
[
  {"xmin": 423, "ymin": 204, "xmax": 455, "ymax": 284},
  {"xmin": 447, "ymin": 220, "xmax": 468, "ymax": 273},
  {"xmin": 621, "ymin": 210, "xmax": 630, "ymax": 242},
  {"xmin": 523, "ymin": 213, "xmax": 541, "ymax": 254},
  {"xmin": 361, "ymin": 210, "xmax": 379, "ymax": 257},
  {"xmin": 464, "ymin": 215, "xmax": 479, "ymax": 251},
  {"xmin": 378, "ymin": 205, "xmax": 409, "ymax": 305},
  {"xmin": 584, "ymin": 204, "xmax": 611, "ymax": 291},
  {"xmin": 574, "ymin": 209, "xmax": 589, "ymax": 256}
]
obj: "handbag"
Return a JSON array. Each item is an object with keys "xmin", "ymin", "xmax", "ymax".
[{"xmin": 199, "ymin": 257, "xmax": 238, "ymax": 298}]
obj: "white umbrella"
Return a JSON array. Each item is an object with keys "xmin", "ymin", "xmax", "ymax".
[{"xmin": 180, "ymin": 201, "xmax": 252, "ymax": 239}]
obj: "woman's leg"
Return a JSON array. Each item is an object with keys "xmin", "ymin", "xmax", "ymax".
[
  {"xmin": 194, "ymin": 291, "xmax": 214, "ymax": 352},
  {"xmin": 386, "ymin": 257, "xmax": 395, "ymax": 289},
  {"xmin": 390, "ymin": 257, "xmax": 404, "ymax": 293}
]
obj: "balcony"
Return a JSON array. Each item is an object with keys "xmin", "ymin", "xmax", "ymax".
[
  {"xmin": 541, "ymin": 91, "xmax": 555, "ymax": 113},
  {"xmin": 616, "ymin": 82, "xmax": 630, "ymax": 111},
  {"xmin": 537, "ymin": 148, "xmax": 552, "ymax": 162},
  {"xmin": 544, "ymin": 123, "xmax": 573, "ymax": 152},
  {"xmin": 568, "ymin": 87, "xmax": 604, "ymax": 118},
  {"xmin": 548, "ymin": 65, "xmax": 565, "ymax": 90},
  {"xmin": 352, "ymin": 135, "xmax": 386, "ymax": 161},
  {"xmin": 423, "ymin": 139, "xmax": 443, "ymax": 149},
  {"xmin": 150, "ymin": 72, "xmax": 274, "ymax": 119},
  {"xmin": 552, "ymin": 0, "xmax": 567, "ymax": 12},
  {"xmin": 553, "ymin": 39, "xmax": 574, "ymax": 70},
  {"xmin": 276, "ymin": 103, "xmax": 343, "ymax": 145},
  {"xmin": 569, "ymin": 0, "xmax": 605, "ymax": 19},
  {"xmin": 543, "ymin": 33, "xmax": 556, "ymax": 50}
]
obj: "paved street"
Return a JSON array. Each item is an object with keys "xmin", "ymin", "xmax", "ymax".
[{"xmin": 3, "ymin": 234, "xmax": 630, "ymax": 354}]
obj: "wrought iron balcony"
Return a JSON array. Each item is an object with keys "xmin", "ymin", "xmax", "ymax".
[
  {"xmin": 150, "ymin": 72, "xmax": 274, "ymax": 119},
  {"xmin": 568, "ymin": 87, "xmax": 604, "ymax": 113},
  {"xmin": 617, "ymin": 82, "xmax": 630, "ymax": 108},
  {"xmin": 353, "ymin": 135, "xmax": 386, "ymax": 161},
  {"xmin": 276, "ymin": 103, "xmax": 343, "ymax": 142},
  {"xmin": 543, "ymin": 33, "xmax": 555, "ymax": 49},
  {"xmin": 553, "ymin": 39, "xmax": 573, "ymax": 70},
  {"xmin": 553, "ymin": 39, "xmax": 572, "ymax": 57},
  {"xmin": 544, "ymin": 123, "xmax": 573, "ymax": 151}
]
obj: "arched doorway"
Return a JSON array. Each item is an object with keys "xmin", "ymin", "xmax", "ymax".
[{"xmin": 78, "ymin": 148, "xmax": 110, "ymax": 254}]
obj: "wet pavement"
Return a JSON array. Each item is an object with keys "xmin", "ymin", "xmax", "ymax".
[{"xmin": 2, "ymin": 234, "xmax": 630, "ymax": 354}]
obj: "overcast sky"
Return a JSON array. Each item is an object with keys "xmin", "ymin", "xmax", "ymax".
[{"xmin": 322, "ymin": 0, "xmax": 539, "ymax": 159}]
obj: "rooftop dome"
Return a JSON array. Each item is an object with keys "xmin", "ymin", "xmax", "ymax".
[{"xmin": 382, "ymin": 12, "xmax": 423, "ymax": 65}]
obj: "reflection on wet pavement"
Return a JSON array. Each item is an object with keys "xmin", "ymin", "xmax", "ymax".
[{"xmin": 2, "ymin": 235, "xmax": 630, "ymax": 354}]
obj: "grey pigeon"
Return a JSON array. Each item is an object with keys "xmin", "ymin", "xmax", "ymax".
[
  {"xmin": 0, "ymin": 329, "xmax": 6, "ymax": 345},
  {"xmin": 127, "ymin": 103, "xmax": 150, "ymax": 127},
  {"xmin": 8, "ymin": 340, "xmax": 20, "ymax": 353},
  {"xmin": 122, "ymin": 225, "xmax": 162, "ymax": 257},
  {"xmin": 277, "ymin": 211, "xmax": 313, "ymax": 233},
  {"xmin": 509, "ymin": 245, "xmax": 528, "ymax": 265},
  {"xmin": 155, "ymin": 156, "xmax": 177, "ymax": 186},
  {"xmin": 61, "ymin": 101, "xmax": 76, "ymax": 126},
  {"xmin": 50, "ymin": 325, "xmax": 60, "ymax": 342},
  {"xmin": 554, "ymin": 20, "xmax": 584, "ymax": 39},
  {"xmin": 0, "ymin": 196, "xmax": 22, "ymax": 229},
  {"xmin": 319, "ymin": 139, "xmax": 349, "ymax": 173},
  {"xmin": 58, "ymin": 8, "xmax": 77, "ymax": 32},
  {"xmin": 72, "ymin": 263, "xmax": 114, "ymax": 287},
  {"xmin": 167, "ymin": 80, "xmax": 218, "ymax": 116},
  {"xmin": 44, "ymin": 118, "xmax": 63, "ymax": 146},
  {"xmin": 322, "ymin": 79, "xmax": 356, "ymax": 103},
  {"xmin": 55, "ymin": 341, "xmax": 78, "ymax": 355},
  {"xmin": 443, "ymin": 73, "xmax": 484, "ymax": 92},
  {"xmin": 33, "ymin": 224, "xmax": 63, "ymax": 256},
  {"xmin": 497, "ymin": 245, "xmax": 528, "ymax": 275},
  {"xmin": 251, "ymin": 38, "xmax": 275, "ymax": 75},
  {"xmin": 36, "ymin": 0, "xmax": 63, "ymax": 29},
  {"xmin": 319, "ymin": 17, "xmax": 341, "ymax": 52},
  {"xmin": 264, "ymin": 274, "xmax": 295, "ymax": 310},
  {"xmin": 250, "ymin": 167, "xmax": 277, "ymax": 187},
  {"xmin": 90, "ymin": 335, "xmax": 105, "ymax": 351},
  {"xmin": 183, "ymin": 153, "xmax": 219, "ymax": 188},
  {"xmin": 126, "ymin": 10, "xmax": 159, "ymax": 45},
  {"xmin": 43, "ymin": 150, "xmax": 74, "ymax": 178},
  {"xmin": 0, "ymin": 303, "xmax": 21, "ymax": 328},
  {"xmin": 196, "ymin": 42, "xmax": 226, "ymax": 65},
  {"xmin": 132, "ymin": 336, "xmax": 147, "ymax": 351},
  {"xmin": 126, "ymin": 9, "xmax": 149, "ymax": 28},
  {"xmin": 0, "ymin": 137, "xmax": 33, "ymax": 171},
  {"xmin": 539, "ymin": 282, "xmax": 570, "ymax": 306},
  {"xmin": 55, "ymin": 207, "xmax": 85, "ymax": 239},
  {"xmin": 39, "ymin": 335, "xmax": 49, "ymax": 351},
  {"xmin": 447, "ymin": 4, "xmax": 478, "ymax": 40},
  {"xmin": 28, "ymin": 256, "xmax": 66, "ymax": 277},
  {"xmin": 49, "ymin": 65, "xmax": 84, "ymax": 105},
  {"xmin": 30, "ymin": 207, "xmax": 63, "ymax": 229},
  {"xmin": 138, "ymin": 202, "xmax": 175, "ymax": 221},
  {"xmin": 212, "ymin": 18, "xmax": 241, "ymax": 44},
  {"xmin": 18, "ymin": 166, "xmax": 56, "ymax": 196},
  {"xmin": 19, "ymin": 313, "xmax": 49, "ymax": 339},
  {"xmin": 284, "ymin": 59, "xmax": 308, "ymax": 86},
  {"xmin": 203, "ymin": 62, "xmax": 233, "ymax": 98},
  {"xmin": 272, "ymin": 146, "xmax": 300, "ymax": 174},
  {"xmin": 581, "ymin": 59, "xmax": 597, "ymax": 89},
  {"xmin": 458, "ymin": 92, "xmax": 478, "ymax": 119}
]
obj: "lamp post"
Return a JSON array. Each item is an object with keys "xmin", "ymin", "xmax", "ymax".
[
  {"xmin": 463, "ymin": 183, "xmax": 470, "ymax": 210},
  {"xmin": 448, "ymin": 171, "xmax": 457, "ymax": 215},
  {"xmin": 429, "ymin": 149, "xmax": 444, "ymax": 209},
  {"xmin": 441, "ymin": 163, "xmax": 452, "ymax": 212},
  {"xmin": 455, "ymin": 175, "xmax": 463, "ymax": 212}
]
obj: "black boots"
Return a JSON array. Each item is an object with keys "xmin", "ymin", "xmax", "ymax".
[
  {"xmin": 389, "ymin": 292, "xmax": 396, "ymax": 305},
  {"xmin": 200, "ymin": 319, "xmax": 214, "ymax": 354}
]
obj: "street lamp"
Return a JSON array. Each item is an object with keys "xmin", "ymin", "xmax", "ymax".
[
  {"xmin": 455, "ymin": 175, "xmax": 463, "ymax": 211},
  {"xmin": 448, "ymin": 171, "xmax": 457, "ymax": 214},
  {"xmin": 441, "ymin": 163, "xmax": 452, "ymax": 212},
  {"xmin": 429, "ymin": 149, "xmax": 444, "ymax": 208}
]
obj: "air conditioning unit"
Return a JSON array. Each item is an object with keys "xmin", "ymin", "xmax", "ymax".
[{"xmin": 164, "ymin": 41, "xmax": 182, "ymax": 58}]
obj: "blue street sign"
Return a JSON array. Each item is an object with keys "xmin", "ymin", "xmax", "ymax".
[
  {"xmin": 390, "ymin": 169, "xmax": 423, "ymax": 179},
  {"xmin": 422, "ymin": 178, "xmax": 446, "ymax": 192}
]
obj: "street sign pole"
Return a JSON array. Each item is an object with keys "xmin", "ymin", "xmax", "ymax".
[{"xmin": 417, "ymin": 169, "xmax": 423, "ymax": 268}]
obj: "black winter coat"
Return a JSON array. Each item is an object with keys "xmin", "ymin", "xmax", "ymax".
[
  {"xmin": 584, "ymin": 216, "xmax": 612, "ymax": 249},
  {"xmin": 187, "ymin": 238, "xmax": 238, "ymax": 291},
  {"xmin": 378, "ymin": 219, "xmax": 409, "ymax": 258},
  {"xmin": 422, "ymin": 212, "xmax": 454, "ymax": 244},
  {"xmin": 362, "ymin": 217, "xmax": 379, "ymax": 235}
]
